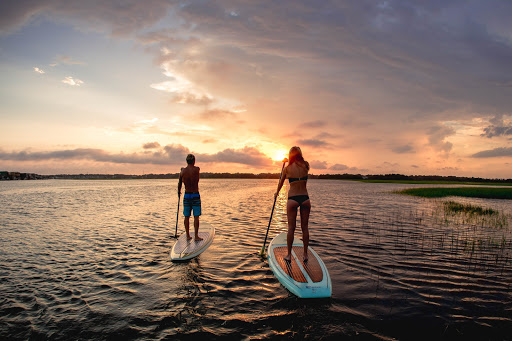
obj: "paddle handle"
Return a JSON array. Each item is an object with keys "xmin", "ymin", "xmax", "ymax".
[{"xmin": 260, "ymin": 158, "xmax": 287, "ymax": 256}]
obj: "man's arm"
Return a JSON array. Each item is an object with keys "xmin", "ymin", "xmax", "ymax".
[{"xmin": 178, "ymin": 168, "xmax": 183, "ymax": 196}]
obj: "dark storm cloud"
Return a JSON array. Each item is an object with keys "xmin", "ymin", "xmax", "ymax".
[{"xmin": 472, "ymin": 147, "xmax": 512, "ymax": 158}]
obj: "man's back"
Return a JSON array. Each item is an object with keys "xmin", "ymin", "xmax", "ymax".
[{"xmin": 181, "ymin": 165, "xmax": 200, "ymax": 192}]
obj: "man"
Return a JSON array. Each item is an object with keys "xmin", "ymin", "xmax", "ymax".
[{"xmin": 178, "ymin": 154, "xmax": 203, "ymax": 241}]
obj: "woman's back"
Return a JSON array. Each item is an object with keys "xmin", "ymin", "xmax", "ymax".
[{"xmin": 286, "ymin": 162, "xmax": 309, "ymax": 197}]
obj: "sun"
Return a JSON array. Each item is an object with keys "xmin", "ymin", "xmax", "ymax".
[{"xmin": 272, "ymin": 149, "xmax": 288, "ymax": 161}]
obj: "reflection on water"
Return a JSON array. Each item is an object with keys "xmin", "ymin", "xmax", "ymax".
[{"xmin": 1, "ymin": 179, "xmax": 511, "ymax": 340}]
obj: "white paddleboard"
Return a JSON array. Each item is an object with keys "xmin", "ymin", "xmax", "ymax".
[
  {"xmin": 267, "ymin": 232, "xmax": 331, "ymax": 298},
  {"xmin": 170, "ymin": 222, "xmax": 215, "ymax": 261}
]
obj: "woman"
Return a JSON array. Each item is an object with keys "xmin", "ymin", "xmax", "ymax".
[{"xmin": 275, "ymin": 146, "xmax": 311, "ymax": 262}]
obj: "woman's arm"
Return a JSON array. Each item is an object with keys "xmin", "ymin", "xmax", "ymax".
[{"xmin": 274, "ymin": 166, "xmax": 287, "ymax": 198}]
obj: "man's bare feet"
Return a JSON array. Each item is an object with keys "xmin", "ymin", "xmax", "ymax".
[
  {"xmin": 303, "ymin": 253, "xmax": 309, "ymax": 263},
  {"xmin": 283, "ymin": 254, "xmax": 291, "ymax": 262},
  {"xmin": 194, "ymin": 235, "xmax": 203, "ymax": 241},
  {"xmin": 186, "ymin": 235, "xmax": 192, "ymax": 240}
]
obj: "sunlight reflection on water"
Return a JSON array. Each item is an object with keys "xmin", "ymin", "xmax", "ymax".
[{"xmin": 0, "ymin": 179, "xmax": 511, "ymax": 340}]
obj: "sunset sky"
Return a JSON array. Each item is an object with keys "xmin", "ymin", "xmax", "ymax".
[{"xmin": 1, "ymin": 1, "xmax": 511, "ymax": 177}]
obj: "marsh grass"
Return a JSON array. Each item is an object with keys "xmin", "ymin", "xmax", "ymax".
[
  {"xmin": 433, "ymin": 200, "xmax": 509, "ymax": 229},
  {"xmin": 443, "ymin": 201, "xmax": 496, "ymax": 215},
  {"xmin": 397, "ymin": 187, "xmax": 512, "ymax": 199},
  {"xmin": 376, "ymin": 198, "xmax": 512, "ymax": 275}
]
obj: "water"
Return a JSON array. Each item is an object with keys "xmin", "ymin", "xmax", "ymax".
[{"xmin": 1, "ymin": 179, "xmax": 511, "ymax": 340}]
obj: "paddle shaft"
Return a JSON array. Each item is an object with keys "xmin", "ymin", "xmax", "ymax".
[
  {"xmin": 260, "ymin": 159, "xmax": 287, "ymax": 255},
  {"xmin": 175, "ymin": 192, "xmax": 181, "ymax": 238}
]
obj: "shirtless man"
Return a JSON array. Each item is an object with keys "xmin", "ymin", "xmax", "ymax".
[{"xmin": 178, "ymin": 154, "xmax": 203, "ymax": 241}]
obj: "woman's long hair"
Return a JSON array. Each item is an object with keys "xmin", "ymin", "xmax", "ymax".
[{"xmin": 288, "ymin": 146, "xmax": 309, "ymax": 171}]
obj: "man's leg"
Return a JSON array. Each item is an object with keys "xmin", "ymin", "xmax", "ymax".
[
  {"xmin": 191, "ymin": 194, "xmax": 203, "ymax": 241},
  {"xmin": 184, "ymin": 216, "xmax": 192, "ymax": 240},
  {"xmin": 193, "ymin": 216, "xmax": 202, "ymax": 241}
]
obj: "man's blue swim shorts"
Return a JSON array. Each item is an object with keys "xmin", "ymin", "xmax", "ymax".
[{"xmin": 183, "ymin": 192, "xmax": 201, "ymax": 217}]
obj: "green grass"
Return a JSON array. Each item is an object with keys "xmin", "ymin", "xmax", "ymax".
[
  {"xmin": 397, "ymin": 187, "xmax": 512, "ymax": 199},
  {"xmin": 443, "ymin": 201, "xmax": 497, "ymax": 215},
  {"xmin": 361, "ymin": 180, "xmax": 512, "ymax": 186}
]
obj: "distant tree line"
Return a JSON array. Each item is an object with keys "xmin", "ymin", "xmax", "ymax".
[
  {"xmin": 2, "ymin": 171, "xmax": 511, "ymax": 183},
  {"xmin": 362, "ymin": 173, "xmax": 512, "ymax": 183}
]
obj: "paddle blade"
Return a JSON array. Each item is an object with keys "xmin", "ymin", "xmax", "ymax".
[{"xmin": 259, "ymin": 245, "xmax": 266, "ymax": 257}]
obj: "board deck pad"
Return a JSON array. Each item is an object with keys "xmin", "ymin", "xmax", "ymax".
[
  {"xmin": 273, "ymin": 246, "xmax": 307, "ymax": 283},
  {"xmin": 292, "ymin": 246, "xmax": 323, "ymax": 283},
  {"xmin": 170, "ymin": 223, "xmax": 215, "ymax": 261},
  {"xmin": 173, "ymin": 231, "xmax": 210, "ymax": 255},
  {"xmin": 267, "ymin": 232, "xmax": 331, "ymax": 298}
]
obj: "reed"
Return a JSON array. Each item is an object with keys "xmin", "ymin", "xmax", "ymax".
[
  {"xmin": 443, "ymin": 201, "xmax": 497, "ymax": 216},
  {"xmin": 378, "ymin": 199, "xmax": 512, "ymax": 274}
]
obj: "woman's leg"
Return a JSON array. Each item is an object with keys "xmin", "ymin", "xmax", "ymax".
[
  {"xmin": 285, "ymin": 199, "xmax": 300, "ymax": 261},
  {"xmin": 300, "ymin": 200, "xmax": 311, "ymax": 261}
]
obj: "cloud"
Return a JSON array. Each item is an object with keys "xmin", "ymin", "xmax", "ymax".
[
  {"xmin": 53, "ymin": 55, "xmax": 85, "ymax": 66},
  {"xmin": 0, "ymin": 1, "xmax": 172, "ymax": 35},
  {"xmin": 314, "ymin": 132, "xmax": 339, "ymax": 140},
  {"xmin": 0, "ymin": 144, "xmax": 273, "ymax": 167},
  {"xmin": 481, "ymin": 115, "xmax": 512, "ymax": 138},
  {"xmin": 62, "ymin": 76, "xmax": 84, "ymax": 86},
  {"xmin": 427, "ymin": 125, "xmax": 455, "ymax": 153},
  {"xmin": 310, "ymin": 160, "xmax": 328, "ymax": 169},
  {"xmin": 328, "ymin": 163, "xmax": 368, "ymax": 173},
  {"xmin": 299, "ymin": 120, "xmax": 326, "ymax": 129},
  {"xmin": 2, "ymin": 1, "xmax": 512, "ymax": 178},
  {"xmin": 200, "ymin": 109, "xmax": 237, "ymax": 121},
  {"xmin": 392, "ymin": 144, "xmax": 414, "ymax": 154},
  {"xmin": 330, "ymin": 164, "xmax": 348, "ymax": 171},
  {"xmin": 482, "ymin": 125, "xmax": 512, "ymax": 138},
  {"xmin": 33, "ymin": 67, "xmax": 45, "ymax": 74},
  {"xmin": 472, "ymin": 147, "xmax": 512, "ymax": 158},
  {"xmin": 143, "ymin": 142, "xmax": 161, "ymax": 149},
  {"xmin": 172, "ymin": 92, "xmax": 214, "ymax": 105},
  {"xmin": 297, "ymin": 139, "xmax": 328, "ymax": 147},
  {"xmin": 201, "ymin": 146, "xmax": 273, "ymax": 167}
]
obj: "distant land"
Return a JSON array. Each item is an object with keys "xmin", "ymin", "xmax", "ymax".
[{"xmin": 2, "ymin": 171, "xmax": 511, "ymax": 184}]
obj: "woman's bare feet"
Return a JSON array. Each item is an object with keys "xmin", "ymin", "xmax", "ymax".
[
  {"xmin": 303, "ymin": 252, "xmax": 308, "ymax": 263},
  {"xmin": 283, "ymin": 254, "xmax": 291, "ymax": 262},
  {"xmin": 194, "ymin": 235, "xmax": 203, "ymax": 241}
]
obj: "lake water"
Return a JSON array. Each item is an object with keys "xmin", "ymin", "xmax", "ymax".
[{"xmin": 1, "ymin": 179, "xmax": 511, "ymax": 340}]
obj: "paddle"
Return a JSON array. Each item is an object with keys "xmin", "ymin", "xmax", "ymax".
[
  {"xmin": 175, "ymin": 191, "xmax": 181, "ymax": 238},
  {"xmin": 260, "ymin": 158, "xmax": 288, "ymax": 256}
]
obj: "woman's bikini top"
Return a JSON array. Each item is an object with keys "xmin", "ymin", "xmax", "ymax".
[{"xmin": 288, "ymin": 175, "xmax": 308, "ymax": 183}]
